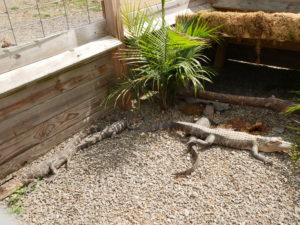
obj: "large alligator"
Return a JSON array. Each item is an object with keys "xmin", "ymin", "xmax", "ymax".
[{"xmin": 148, "ymin": 118, "xmax": 292, "ymax": 165}]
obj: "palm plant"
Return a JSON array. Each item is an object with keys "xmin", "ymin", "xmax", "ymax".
[
  {"xmin": 104, "ymin": 0, "xmax": 220, "ymax": 109},
  {"xmin": 287, "ymin": 91, "xmax": 300, "ymax": 161}
]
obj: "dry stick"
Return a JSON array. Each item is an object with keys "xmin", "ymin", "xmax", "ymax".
[
  {"xmin": 179, "ymin": 90, "xmax": 300, "ymax": 115},
  {"xmin": 0, "ymin": 120, "xmax": 127, "ymax": 201}
]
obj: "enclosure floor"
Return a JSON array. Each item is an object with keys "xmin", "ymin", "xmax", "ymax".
[{"xmin": 2, "ymin": 62, "xmax": 300, "ymax": 225}]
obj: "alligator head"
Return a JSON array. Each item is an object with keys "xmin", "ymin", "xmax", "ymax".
[{"xmin": 258, "ymin": 137, "xmax": 292, "ymax": 153}]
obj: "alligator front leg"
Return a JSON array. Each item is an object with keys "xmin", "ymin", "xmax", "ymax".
[{"xmin": 251, "ymin": 142, "xmax": 273, "ymax": 165}]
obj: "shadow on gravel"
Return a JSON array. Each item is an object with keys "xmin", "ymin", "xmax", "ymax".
[{"xmin": 207, "ymin": 60, "xmax": 300, "ymax": 99}]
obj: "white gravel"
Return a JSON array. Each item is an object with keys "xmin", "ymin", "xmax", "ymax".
[{"xmin": 3, "ymin": 101, "xmax": 299, "ymax": 225}]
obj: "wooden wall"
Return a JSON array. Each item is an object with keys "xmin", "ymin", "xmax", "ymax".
[
  {"xmin": 0, "ymin": 47, "xmax": 119, "ymax": 179},
  {"xmin": 0, "ymin": 0, "xmax": 210, "ymax": 179}
]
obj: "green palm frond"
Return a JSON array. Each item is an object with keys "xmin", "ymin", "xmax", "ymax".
[
  {"xmin": 104, "ymin": 0, "xmax": 221, "ymax": 109},
  {"xmin": 176, "ymin": 15, "xmax": 222, "ymax": 43},
  {"xmin": 286, "ymin": 91, "xmax": 300, "ymax": 161}
]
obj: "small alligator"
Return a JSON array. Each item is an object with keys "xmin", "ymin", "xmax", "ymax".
[
  {"xmin": 148, "ymin": 119, "xmax": 292, "ymax": 165},
  {"xmin": 0, "ymin": 119, "xmax": 133, "ymax": 200},
  {"xmin": 78, "ymin": 119, "xmax": 129, "ymax": 150}
]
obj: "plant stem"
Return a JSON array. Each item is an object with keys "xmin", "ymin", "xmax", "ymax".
[{"xmin": 161, "ymin": 0, "xmax": 165, "ymax": 28}]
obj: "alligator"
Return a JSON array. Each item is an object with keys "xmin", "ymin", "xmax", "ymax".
[
  {"xmin": 174, "ymin": 117, "xmax": 211, "ymax": 176},
  {"xmin": 149, "ymin": 118, "xmax": 292, "ymax": 165},
  {"xmin": 78, "ymin": 119, "xmax": 129, "ymax": 150}
]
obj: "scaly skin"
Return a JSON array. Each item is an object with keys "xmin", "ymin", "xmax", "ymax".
[
  {"xmin": 151, "ymin": 119, "xmax": 292, "ymax": 165},
  {"xmin": 78, "ymin": 120, "xmax": 128, "ymax": 150}
]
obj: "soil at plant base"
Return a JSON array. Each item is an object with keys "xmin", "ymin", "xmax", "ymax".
[{"xmin": 1, "ymin": 61, "xmax": 300, "ymax": 225}]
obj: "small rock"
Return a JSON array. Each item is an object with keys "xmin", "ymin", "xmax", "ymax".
[
  {"xmin": 203, "ymin": 104, "xmax": 215, "ymax": 118},
  {"xmin": 213, "ymin": 102, "xmax": 230, "ymax": 112},
  {"xmin": 272, "ymin": 127, "xmax": 285, "ymax": 134},
  {"xmin": 190, "ymin": 192, "xmax": 199, "ymax": 198},
  {"xmin": 183, "ymin": 209, "xmax": 190, "ymax": 217}
]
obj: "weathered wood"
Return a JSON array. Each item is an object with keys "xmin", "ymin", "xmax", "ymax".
[
  {"xmin": 0, "ymin": 20, "xmax": 108, "ymax": 74},
  {"xmin": 0, "ymin": 178, "xmax": 24, "ymax": 201},
  {"xmin": 0, "ymin": 92, "xmax": 108, "ymax": 166},
  {"xmin": 0, "ymin": 55, "xmax": 112, "ymax": 120},
  {"xmin": 0, "ymin": 73, "xmax": 111, "ymax": 146},
  {"xmin": 103, "ymin": 0, "xmax": 124, "ymax": 40},
  {"xmin": 0, "ymin": 36, "xmax": 122, "ymax": 97},
  {"xmin": 179, "ymin": 90, "xmax": 300, "ymax": 115},
  {"xmin": 214, "ymin": 41, "xmax": 227, "ymax": 69},
  {"xmin": 225, "ymin": 37, "xmax": 300, "ymax": 52},
  {"xmin": 226, "ymin": 43, "xmax": 300, "ymax": 70},
  {"xmin": 0, "ymin": 116, "xmax": 128, "ymax": 200},
  {"xmin": 0, "ymin": 106, "xmax": 112, "ymax": 179}
]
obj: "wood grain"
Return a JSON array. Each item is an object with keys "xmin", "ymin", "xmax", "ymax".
[
  {"xmin": 0, "ymin": 55, "xmax": 111, "ymax": 120},
  {"xmin": 0, "ymin": 36, "xmax": 121, "ymax": 97},
  {"xmin": 0, "ymin": 106, "xmax": 112, "ymax": 179},
  {"xmin": 0, "ymin": 92, "xmax": 108, "ymax": 166},
  {"xmin": 0, "ymin": 72, "xmax": 112, "ymax": 146}
]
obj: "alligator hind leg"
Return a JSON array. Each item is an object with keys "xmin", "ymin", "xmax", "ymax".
[
  {"xmin": 187, "ymin": 134, "xmax": 215, "ymax": 147},
  {"xmin": 175, "ymin": 134, "xmax": 216, "ymax": 176},
  {"xmin": 251, "ymin": 142, "xmax": 273, "ymax": 165}
]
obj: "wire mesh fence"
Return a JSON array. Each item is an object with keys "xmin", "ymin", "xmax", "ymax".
[
  {"xmin": 0, "ymin": 0, "xmax": 169, "ymax": 48},
  {"xmin": 0, "ymin": 0, "xmax": 104, "ymax": 47}
]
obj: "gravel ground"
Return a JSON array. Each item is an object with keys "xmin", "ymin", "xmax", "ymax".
[{"xmin": 1, "ymin": 61, "xmax": 300, "ymax": 225}]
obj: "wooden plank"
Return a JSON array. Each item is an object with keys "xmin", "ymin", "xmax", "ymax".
[
  {"xmin": 103, "ymin": 0, "xmax": 133, "ymax": 109},
  {"xmin": 214, "ymin": 41, "xmax": 228, "ymax": 69},
  {"xmin": 0, "ymin": 73, "xmax": 113, "ymax": 146},
  {"xmin": 0, "ymin": 92, "xmax": 108, "ymax": 166},
  {"xmin": 226, "ymin": 37, "xmax": 300, "ymax": 52},
  {"xmin": 103, "ymin": 0, "xmax": 124, "ymax": 40},
  {"xmin": 226, "ymin": 43, "xmax": 300, "ymax": 70},
  {"xmin": 0, "ymin": 36, "xmax": 122, "ymax": 97},
  {"xmin": 0, "ymin": 20, "xmax": 108, "ymax": 74},
  {"xmin": 212, "ymin": 0, "xmax": 300, "ymax": 12},
  {"xmin": 0, "ymin": 55, "xmax": 112, "ymax": 120},
  {"xmin": 0, "ymin": 107, "xmax": 112, "ymax": 179}
]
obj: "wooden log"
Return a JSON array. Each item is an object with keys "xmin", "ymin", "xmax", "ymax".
[{"xmin": 179, "ymin": 90, "xmax": 300, "ymax": 115}]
